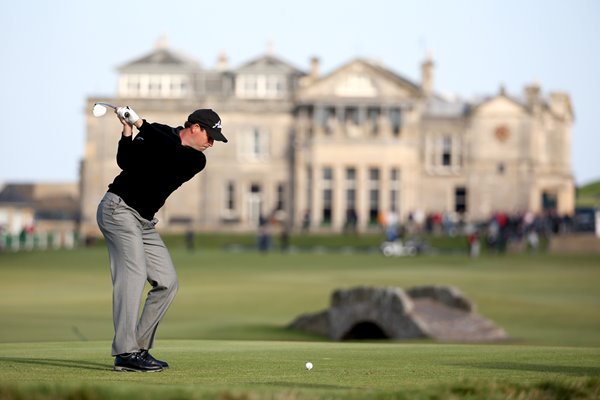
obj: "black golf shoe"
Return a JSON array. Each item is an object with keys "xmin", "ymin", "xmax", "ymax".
[
  {"xmin": 114, "ymin": 352, "xmax": 163, "ymax": 372},
  {"xmin": 140, "ymin": 349, "xmax": 169, "ymax": 369}
]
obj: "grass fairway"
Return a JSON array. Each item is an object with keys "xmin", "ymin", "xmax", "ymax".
[
  {"xmin": 0, "ymin": 340, "xmax": 599, "ymax": 399},
  {"xmin": 1, "ymin": 247, "xmax": 599, "ymax": 399}
]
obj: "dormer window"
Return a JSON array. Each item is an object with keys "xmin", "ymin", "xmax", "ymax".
[
  {"xmin": 118, "ymin": 74, "xmax": 189, "ymax": 98},
  {"xmin": 236, "ymin": 74, "xmax": 287, "ymax": 99}
]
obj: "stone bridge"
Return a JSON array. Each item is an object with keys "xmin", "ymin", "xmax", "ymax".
[{"xmin": 288, "ymin": 285, "xmax": 507, "ymax": 342}]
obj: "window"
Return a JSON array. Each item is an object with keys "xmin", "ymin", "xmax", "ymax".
[
  {"xmin": 497, "ymin": 163, "xmax": 505, "ymax": 175},
  {"xmin": 322, "ymin": 167, "xmax": 334, "ymax": 224},
  {"xmin": 542, "ymin": 192, "xmax": 557, "ymax": 211},
  {"xmin": 233, "ymin": 75, "xmax": 257, "ymax": 97},
  {"xmin": 369, "ymin": 168, "xmax": 380, "ymax": 181},
  {"xmin": 266, "ymin": 75, "xmax": 286, "ymax": 97},
  {"xmin": 389, "ymin": 108, "xmax": 402, "ymax": 136},
  {"xmin": 306, "ymin": 166, "xmax": 313, "ymax": 215},
  {"xmin": 390, "ymin": 168, "xmax": 401, "ymax": 212},
  {"xmin": 276, "ymin": 183, "xmax": 285, "ymax": 211},
  {"xmin": 148, "ymin": 75, "xmax": 162, "ymax": 97},
  {"xmin": 322, "ymin": 107, "xmax": 336, "ymax": 135},
  {"xmin": 118, "ymin": 74, "xmax": 189, "ymax": 98},
  {"xmin": 344, "ymin": 107, "xmax": 361, "ymax": 137},
  {"xmin": 244, "ymin": 76, "xmax": 258, "ymax": 93},
  {"xmin": 426, "ymin": 133, "xmax": 463, "ymax": 173},
  {"xmin": 120, "ymin": 75, "xmax": 141, "ymax": 96},
  {"xmin": 369, "ymin": 168, "xmax": 380, "ymax": 224},
  {"xmin": 455, "ymin": 187, "xmax": 467, "ymax": 213},
  {"xmin": 442, "ymin": 136, "xmax": 452, "ymax": 166},
  {"xmin": 323, "ymin": 190, "xmax": 333, "ymax": 224},
  {"xmin": 323, "ymin": 168, "xmax": 333, "ymax": 183},
  {"xmin": 253, "ymin": 129, "xmax": 260, "ymax": 155},
  {"xmin": 368, "ymin": 107, "xmax": 380, "ymax": 135},
  {"xmin": 300, "ymin": 105, "xmax": 315, "ymax": 138},
  {"xmin": 239, "ymin": 127, "xmax": 270, "ymax": 161},
  {"xmin": 222, "ymin": 182, "xmax": 239, "ymax": 224},
  {"xmin": 345, "ymin": 107, "xmax": 359, "ymax": 125},
  {"xmin": 226, "ymin": 182, "xmax": 236, "ymax": 211},
  {"xmin": 236, "ymin": 74, "xmax": 287, "ymax": 99},
  {"xmin": 346, "ymin": 167, "xmax": 357, "ymax": 210}
]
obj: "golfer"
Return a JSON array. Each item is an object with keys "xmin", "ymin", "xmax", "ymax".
[{"xmin": 97, "ymin": 106, "xmax": 228, "ymax": 372}]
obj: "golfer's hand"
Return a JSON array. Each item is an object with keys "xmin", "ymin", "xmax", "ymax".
[
  {"xmin": 115, "ymin": 108, "xmax": 133, "ymax": 137},
  {"xmin": 117, "ymin": 106, "xmax": 141, "ymax": 126}
]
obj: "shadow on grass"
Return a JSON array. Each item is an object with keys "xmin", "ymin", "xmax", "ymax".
[
  {"xmin": 261, "ymin": 381, "xmax": 350, "ymax": 390},
  {"xmin": 455, "ymin": 361, "xmax": 600, "ymax": 376},
  {"xmin": 0, "ymin": 356, "xmax": 110, "ymax": 371},
  {"xmin": 203, "ymin": 324, "xmax": 326, "ymax": 341}
]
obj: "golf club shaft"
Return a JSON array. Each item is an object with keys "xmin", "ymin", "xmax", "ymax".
[
  {"xmin": 94, "ymin": 102, "xmax": 130, "ymax": 118},
  {"xmin": 94, "ymin": 102, "xmax": 118, "ymax": 110}
]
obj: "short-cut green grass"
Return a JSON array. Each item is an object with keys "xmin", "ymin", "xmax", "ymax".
[
  {"xmin": 1, "ymin": 246, "xmax": 599, "ymax": 399},
  {"xmin": 0, "ymin": 340, "xmax": 599, "ymax": 400}
]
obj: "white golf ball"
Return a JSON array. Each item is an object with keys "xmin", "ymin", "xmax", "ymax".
[{"xmin": 305, "ymin": 361, "xmax": 313, "ymax": 370}]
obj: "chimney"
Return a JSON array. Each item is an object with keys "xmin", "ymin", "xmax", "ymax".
[
  {"xmin": 217, "ymin": 50, "xmax": 229, "ymax": 71},
  {"xmin": 498, "ymin": 84, "xmax": 506, "ymax": 97},
  {"xmin": 155, "ymin": 34, "xmax": 169, "ymax": 49},
  {"xmin": 267, "ymin": 40, "xmax": 275, "ymax": 55},
  {"xmin": 524, "ymin": 81, "xmax": 541, "ymax": 111},
  {"xmin": 310, "ymin": 56, "xmax": 320, "ymax": 81},
  {"xmin": 421, "ymin": 51, "xmax": 434, "ymax": 97}
]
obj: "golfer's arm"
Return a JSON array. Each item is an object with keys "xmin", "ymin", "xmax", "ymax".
[{"xmin": 116, "ymin": 136, "xmax": 134, "ymax": 169}]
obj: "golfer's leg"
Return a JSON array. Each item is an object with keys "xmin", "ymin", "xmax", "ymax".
[
  {"xmin": 97, "ymin": 195, "xmax": 147, "ymax": 356},
  {"xmin": 136, "ymin": 225, "xmax": 178, "ymax": 350}
]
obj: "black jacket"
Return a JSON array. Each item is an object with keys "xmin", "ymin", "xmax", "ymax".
[{"xmin": 108, "ymin": 120, "xmax": 206, "ymax": 220}]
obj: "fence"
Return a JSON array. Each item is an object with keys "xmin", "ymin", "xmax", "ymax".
[{"xmin": 0, "ymin": 231, "xmax": 77, "ymax": 252}]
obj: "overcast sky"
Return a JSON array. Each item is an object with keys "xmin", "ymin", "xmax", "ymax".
[{"xmin": 0, "ymin": 0, "xmax": 598, "ymax": 185}]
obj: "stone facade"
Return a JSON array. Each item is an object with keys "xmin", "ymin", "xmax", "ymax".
[{"xmin": 79, "ymin": 41, "xmax": 575, "ymax": 237}]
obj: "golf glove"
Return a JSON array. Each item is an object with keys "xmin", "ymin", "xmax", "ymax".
[{"xmin": 117, "ymin": 106, "xmax": 140, "ymax": 125}]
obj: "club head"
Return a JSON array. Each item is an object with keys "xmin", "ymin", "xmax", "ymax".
[{"xmin": 92, "ymin": 103, "xmax": 108, "ymax": 117}]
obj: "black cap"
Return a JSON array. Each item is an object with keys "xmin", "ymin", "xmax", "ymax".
[{"xmin": 187, "ymin": 109, "xmax": 228, "ymax": 143}]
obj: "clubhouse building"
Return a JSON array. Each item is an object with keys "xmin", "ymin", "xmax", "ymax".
[{"xmin": 80, "ymin": 40, "xmax": 575, "ymax": 237}]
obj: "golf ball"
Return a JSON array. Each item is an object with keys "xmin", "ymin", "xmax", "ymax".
[{"xmin": 305, "ymin": 361, "xmax": 313, "ymax": 370}]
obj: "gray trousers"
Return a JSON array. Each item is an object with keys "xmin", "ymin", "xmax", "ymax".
[{"xmin": 97, "ymin": 192, "xmax": 178, "ymax": 356}]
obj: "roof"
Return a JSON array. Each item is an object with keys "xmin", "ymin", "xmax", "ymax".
[
  {"xmin": 0, "ymin": 183, "xmax": 79, "ymax": 219},
  {"xmin": 235, "ymin": 53, "xmax": 305, "ymax": 75},
  {"xmin": 356, "ymin": 58, "xmax": 421, "ymax": 92},
  {"xmin": 304, "ymin": 58, "xmax": 422, "ymax": 98},
  {"xmin": 467, "ymin": 91, "xmax": 539, "ymax": 117},
  {"xmin": 118, "ymin": 47, "xmax": 200, "ymax": 71},
  {"xmin": 424, "ymin": 96, "xmax": 470, "ymax": 118},
  {"xmin": 0, "ymin": 183, "xmax": 34, "ymax": 205}
]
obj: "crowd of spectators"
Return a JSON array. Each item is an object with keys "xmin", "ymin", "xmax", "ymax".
[{"xmin": 382, "ymin": 209, "xmax": 579, "ymax": 255}]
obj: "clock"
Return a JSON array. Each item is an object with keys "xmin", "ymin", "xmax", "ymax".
[{"xmin": 495, "ymin": 125, "xmax": 510, "ymax": 142}]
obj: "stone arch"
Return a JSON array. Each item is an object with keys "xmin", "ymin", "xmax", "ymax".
[
  {"xmin": 288, "ymin": 285, "xmax": 508, "ymax": 342},
  {"xmin": 341, "ymin": 320, "xmax": 389, "ymax": 340},
  {"xmin": 328, "ymin": 286, "xmax": 424, "ymax": 340}
]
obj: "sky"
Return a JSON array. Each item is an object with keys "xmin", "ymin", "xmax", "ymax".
[{"xmin": 0, "ymin": 0, "xmax": 598, "ymax": 185}]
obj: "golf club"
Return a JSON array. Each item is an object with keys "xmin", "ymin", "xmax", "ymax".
[{"xmin": 92, "ymin": 102, "xmax": 130, "ymax": 118}]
